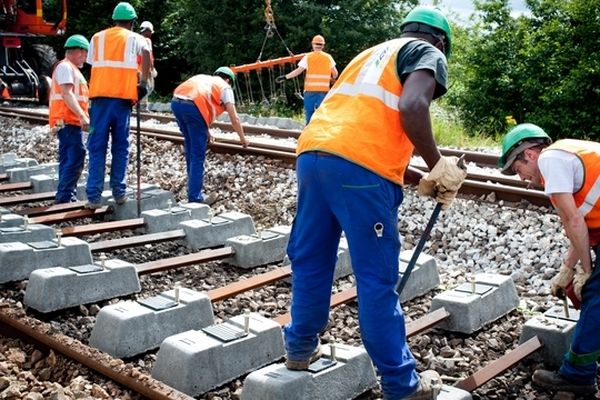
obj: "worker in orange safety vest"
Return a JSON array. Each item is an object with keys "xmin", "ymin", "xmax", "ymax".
[
  {"xmin": 171, "ymin": 67, "xmax": 249, "ymax": 204},
  {"xmin": 48, "ymin": 34, "xmax": 90, "ymax": 204},
  {"xmin": 282, "ymin": 7, "xmax": 467, "ymax": 400},
  {"xmin": 499, "ymin": 124, "xmax": 600, "ymax": 397},
  {"xmin": 84, "ymin": 2, "xmax": 151, "ymax": 209},
  {"xmin": 276, "ymin": 34, "xmax": 338, "ymax": 124}
]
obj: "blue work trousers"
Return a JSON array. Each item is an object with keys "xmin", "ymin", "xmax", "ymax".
[
  {"xmin": 303, "ymin": 91, "xmax": 327, "ymax": 124},
  {"xmin": 559, "ymin": 245, "xmax": 600, "ymax": 385},
  {"xmin": 55, "ymin": 125, "xmax": 85, "ymax": 203},
  {"xmin": 171, "ymin": 98, "xmax": 209, "ymax": 203},
  {"xmin": 284, "ymin": 152, "xmax": 419, "ymax": 399},
  {"xmin": 86, "ymin": 98, "xmax": 132, "ymax": 203}
]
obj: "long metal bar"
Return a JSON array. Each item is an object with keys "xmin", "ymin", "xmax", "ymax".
[
  {"xmin": 90, "ymin": 229, "xmax": 186, "ymax": 252},
  {"xmin": 135, "ymin": 247, "xmax": 235, "ymax": 275},
  {"xmin": 0, "ymin": 311, "xmax": 192, "ymax": 400},
  {"xmin": 208, "ymin": 266, "xmax": 292, "ymax": 302},
  {"xmin": 406, "ymin": 307, "xmax": 450, "ymax": 337},
  {"xmin": 454, "ymin": 336, "xmax": 544, "ymax": 392},
  {"xmin": 30, "ymin": 207, "xmax": 110, "ymax": 224},
  {"xmin": 230, "ymin": 54, "xmax": 305, "ymax": 73},
  {"xmin": 17, "ymin": 201, "xmax": 85, "ymax": 216},
  {"xmin": 0, "ymin": 181, "xmax": 32, "ymax": 192},
  {"xmin": 0, "ymin": 191, "xmax": 55, "ymax": 205},
  {"xmin": 61, "ymin": 218, "xmax": 145, "ymax": 236},
  {"xmin": 273, "ymin": 287, "xmax": 358, "ymax": 326}
]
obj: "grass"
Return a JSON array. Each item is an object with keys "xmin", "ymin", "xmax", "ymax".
[{"xmin": 430, "ymin": 103, "xmax": 499, "ymax": 149}]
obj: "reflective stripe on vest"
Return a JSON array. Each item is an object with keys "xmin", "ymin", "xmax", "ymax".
[
  {"xmin": 297, "ymin": 38, "xmax": 420, "ymax": 185},
  {"xmin": 173, "ymin": 75, "xmax": 229, "ymax": 125},
  {"xmin": 48, "ymin": 60, "xmax": 89, "ymax": 128},
  {"xmin": 89, "ymin": 27, "xmax": 141, "ymax": 100},
  {"xmin": 545, "ymin": 139, "xmax": 600, "ymax": 230},
  {"xmin": 304, "ymin": 51, "xmax": 334, "ymax": 92}
]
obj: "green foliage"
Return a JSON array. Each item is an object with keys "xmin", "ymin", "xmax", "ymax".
[{"xmin": 448, "ymin": 0, "xmax": 600, "ymax": 141}]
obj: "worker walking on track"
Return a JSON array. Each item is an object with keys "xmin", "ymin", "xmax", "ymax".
[
  {"xmin": 49, "ymin": 34, "xmax": 90, "ymax": 204},
  {"xmin": 171, "ymin": 67, "xmax": 249, "ymax": 204},
  {"xmin": 283, "ymin": 6, "xmax": 466, "ymax": 400},
  {"xmin": 276, "ymin": 34, "xmax": 338, "ymax": 124},
  {"xmin": 139, "ymin": 20, "xmax": 157, "ymax": 112},
  {"xmin": 84, "ymin": 2, "xmax": 151, "ymax": 209},
  {"xmin": 499, "ymin": 123, "xmax": 600, "ymax": 397}
]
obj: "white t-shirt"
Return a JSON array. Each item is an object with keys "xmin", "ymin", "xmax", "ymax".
[
  {"xmin": 538, "ymin": 149, "xmax": 584, "ymax": 195},
  {"xmin": 54, "ymin": 62, "xmax": 77, "ymax": 86},
  {"xmin": 221, "ymin": 87, "xmax": 235, "ymax": 105}
]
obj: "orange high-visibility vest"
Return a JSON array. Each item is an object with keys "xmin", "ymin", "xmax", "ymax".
[
  {"xmin": 298, "ymin": 38, "xmax": 420, "ymax": 185},
  {"xmin": 173, "ymin": 75, "xmax": 230, "ymax": 125},
  {"xmin": 543, "ymin": 139, "xmax": 600, "ymax": 244},
  {"xmin": 89, "ymin": 26, "xmax": 142, "ymax": 101},
  {"xmin": 48, "ymin": 60, "xmax": 89, "ymax": 128},
  {"xmin": 304, "ymin": 51, "xmax": 335, "ymax": 92}
]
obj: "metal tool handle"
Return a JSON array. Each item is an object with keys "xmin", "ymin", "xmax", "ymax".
[
  {"xmin": 136, "ymin": 102, "xmax": 141, "ymax": 217},
  {"xmin": 395, "ymin": 202, "xmax": 442, "ymax": 295}
]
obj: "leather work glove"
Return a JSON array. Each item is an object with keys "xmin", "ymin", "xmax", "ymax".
[
  {"xmin": 550, "ymin": 263, "xmax": 575, "ymax": 299},
  {"xmin": 573, "ymin": 266, "xmax": 592, "ymax": 301},
  {"xmin": 417, "ymin": 156, "xmax": 467, "ymax": 209},
  {"xmin": 137, "ymin": 81, "xmax": 149, "ymax": 101},
  {"xmin": 275, "ymin": 75, "xmax": 287, "ymax": 84}
]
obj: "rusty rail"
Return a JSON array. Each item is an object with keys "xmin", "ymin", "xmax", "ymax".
[
  {"xmin": 61, "ymin": 218, "xmax": 146, "ymax": 236},
  {"xmin": 135, "ymin": 247, "xmax": 235, "ymax": 275},
  {"xmin": 0, "ymin": 181, "xmax": 32, "ymax": 192},
  {"xmin": 30, "ymin": 207, "xmax": 110, "ymax": 224},
  {"xmin": 0, "ymin": 309, "xmax": 191, "ymax": 400},
  {"xmin": 90, "ymin": 229, "xmax": 186, "ymax": 252},
  {"xmin": 455, "ymin": 336, "xmax": 543, "ymax": 392}
]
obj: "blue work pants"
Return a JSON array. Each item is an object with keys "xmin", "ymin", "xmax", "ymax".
[
  {"xmin": 284, "ymin": 152, "xmax": 419, "ymax": 399},
  {"xmin": 55, "ymin": 125, "xmax": 85, "ymax": 203},
  {"xmin": 559, "ymin": 245, "xmax": 600, "ymax": 385},
  {"xmin": 171, "ymin": 98, "xmax": 209, "ymax": 203},
  {"xmin": 86, "ymin": 98, "xmax": 132, "ymax": 203},
  {"xmin": 303, "ymin": 91, "xmax": 327, "ymax": 124}
]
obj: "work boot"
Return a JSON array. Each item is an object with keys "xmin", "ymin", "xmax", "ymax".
[
  {"xmin": 532, "ymin": 369, "xmax": 597, "ymax": 395},
  {"xmin": 402, "ymin": 370, "xmax": 442, "ymax": 400},
  {"xmin": 114, "ymin": 195, "xmax": 128, "ymax": 205},
  {"xmin": 285, "ymin": 346, "xmax": 322, "ymax": 371},
  {"xmin": 84, "ymin": 201, "xmax": 102, "ymax": 210}
]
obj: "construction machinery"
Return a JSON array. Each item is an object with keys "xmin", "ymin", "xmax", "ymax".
[{"xmin": 0, "ymin": 0, "xmax": 67, "ymax": 103}]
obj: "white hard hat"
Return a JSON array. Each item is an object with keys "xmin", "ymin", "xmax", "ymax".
[{"xmin": 140, "ymin": 21, "xmax": 154, "ymax": 33}]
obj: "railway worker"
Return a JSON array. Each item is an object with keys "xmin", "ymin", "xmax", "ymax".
[
  {"xmin": 49, "ymin": 34, "xmax": 90, "ymax": 204},
  {"xmin": 84, "ymin": 2, "xmax": 151, "ymax": 209},
  {"xmin": 275, "ymin": 34, "xmax": 338, "ymax": 124},
  {"xmin": 283, "ymin": 6, "xmax": 467, "ymax": 400},
  {"xmin": 138, "ymin": 20, "xmax": 157, "ymax": 112},
  {"xmin": 499, "ymin": 123, "xmax": 600, "ymax": 397},
  {"xmin": 171, "ymin": 67, "xmax": 249, "ymax": 204}
]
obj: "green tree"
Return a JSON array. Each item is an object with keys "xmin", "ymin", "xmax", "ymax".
[{"xmin": 449, "ymin": 0, "xmax": 600, "ymax": 140}]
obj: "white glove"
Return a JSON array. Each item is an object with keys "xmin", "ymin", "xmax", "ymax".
[
  {"xmin": 550, "ymin": 263, "xmax": 574, "ymax": 298},
  {"xmin": 418, "ymin": 156, "xmax": 467, "ymax": 209},
  {"xmin": 573, "ymin": 266, "xmax": 592, "ymax": 301}
]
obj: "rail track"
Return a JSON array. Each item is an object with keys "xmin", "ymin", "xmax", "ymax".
[
  {"xmin": 0, "ymin": 105, "xmax": 549, "ymax": 207},
  {"xmin": 0, "ymin": 107, "xmax": 569, "ymax": 400}
]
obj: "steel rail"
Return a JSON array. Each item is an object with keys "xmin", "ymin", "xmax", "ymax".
[
  {"xmin": 0, "ymin": 309, "xmax": 192, "ymax": 400},
  {"xmin": 135, "ymin": 247, "xmax": 235, "ymax": 275},
  {"xmin": 61, "ymin": 218, "xmax": 146, "ymax": 236}
]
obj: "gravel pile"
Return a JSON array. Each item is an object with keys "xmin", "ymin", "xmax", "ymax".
[{"xmin": 1, "ymin": 114, "xmax": 595, "ymax": 400}]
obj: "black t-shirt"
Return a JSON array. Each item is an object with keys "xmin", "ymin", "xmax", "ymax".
[{"xmin": 396, "ymin": 40, "xmax": 448, "ymax": 100}]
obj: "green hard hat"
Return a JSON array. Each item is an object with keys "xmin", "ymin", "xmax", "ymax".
[
  {"xmin": 499, "ymin": 123, "xmax": 551, "ymax": 174},
  {"xmin": 64, "ymin": 34, "xmax": 89, "ymax": 51},
  {"xmin": 214, "ymin": 66, "xmax": 236, "ymax": 84},
  {"xmin": 401, "ymin": 6, "xmax": 453, "ymax": 57},
  {"xmin": 112, "ymin": 2, "xmax": 137, "ymax": 21}
]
